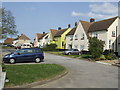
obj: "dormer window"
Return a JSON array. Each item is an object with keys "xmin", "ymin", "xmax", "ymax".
[
  {"xmin": 112, "ymin": 31, "xmax": 115, "ymax": 37},
  {"xmin": 94, "ymin": 32, "xmax": 98, "ymax": 38}
]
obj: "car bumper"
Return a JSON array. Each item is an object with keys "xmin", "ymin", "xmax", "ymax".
[{"xmin": 3, "ymin": 58, "xmax": 10, "ymax": 63}]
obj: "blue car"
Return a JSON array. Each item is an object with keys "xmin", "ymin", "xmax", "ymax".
[{"xmin": 3, "ymin": 48, "xmax": 44, "ymax": 64}]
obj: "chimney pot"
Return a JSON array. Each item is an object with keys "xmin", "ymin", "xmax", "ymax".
[
  {"xmin": 90, "ymin": 18, "xmax": 95, "ymax": 22},
  {"xmin": 75, "ymin": 22, "xmax": 77, "ymax": 26},
  {"xmin": 68, "ymin": 24, "xmax": 71, "ymax": 28},
  {"xmin": 58, "ymin": 27, "xmax": 61, "ymax": 30}
]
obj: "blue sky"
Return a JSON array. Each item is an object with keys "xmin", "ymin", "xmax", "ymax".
[{"xmin": 2, "ymin": 2, "xmax": 118, "ymax": 42}]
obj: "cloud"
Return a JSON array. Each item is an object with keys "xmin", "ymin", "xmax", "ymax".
[
  {"xmin": 89, "ymin": 3, "xmax": 118, "ymax": 15},
  {"xmin": 71, "ymin": 2, "xmax": 118, "ymax": 19}
]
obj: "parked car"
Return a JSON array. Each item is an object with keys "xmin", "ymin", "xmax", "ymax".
[
  {"xmin": 15, "ymin": 46, "xmax": 21, "ymax": 49},
  {"xmin": 63, "ymin": 49, "xmax": 81, "ymax": 55},
  {"xmin": 7, "ymin": 44, "xmax": 14, "ymax": 47},
  {"xmin": 3, "ymin": 48, "xmax": 44, "ymax": 64}
]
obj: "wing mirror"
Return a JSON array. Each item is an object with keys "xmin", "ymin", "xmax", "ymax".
[{"xmin": 17, "ymin": 53, "xmax": 20, "ymax": 55}]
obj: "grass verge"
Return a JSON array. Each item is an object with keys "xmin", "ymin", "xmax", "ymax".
[
  {"xmin": 4, "ymin": 64, "xmax": 66, "ymax": 87},
  {"xmin": 45, "ymin": 51, "xmax": 93, "ymax": 59}
]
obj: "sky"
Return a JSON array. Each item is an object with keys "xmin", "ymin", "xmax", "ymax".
[{"xmin": 2, "ymin": 2, "xmax": 119, "ymax": 42}]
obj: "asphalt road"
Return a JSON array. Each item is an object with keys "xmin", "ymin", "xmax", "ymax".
[{"xmin": 32, "ymin": 53, "xmax": 118, "ymax": 88}]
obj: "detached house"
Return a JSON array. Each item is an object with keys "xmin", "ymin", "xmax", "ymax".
[
  {"xmin": 66, "ymin": 16, "xmax": 120, "ymax": 55},
  {"xmin": 13, "ymin": 34, "xmax": 32, "ymax": 48},
  {"xmin": 49, "ymin": 25, "xmax": 71, "ymax": 49},
  {"xmin": 4, "ymin": 38, "xmax": 14, "ymax": 45},
  {"xmin": 34, "ymin": 32, "xmax": 50, "ymax": 48},
  {"xmin": 39, "ymin": 33, "xmax": 50, "ymax": 48},
  {"xmin": 66, "ymin": 21, "xmax": 91, "ymax": 51},
  {"xmin": 88, "ymin": 16, "xmax": 120, "ymax": 54}
]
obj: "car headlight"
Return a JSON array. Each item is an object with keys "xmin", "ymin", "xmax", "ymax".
[{"xmin": 4, "ymin": 55, "xmax": 9, "ymax": 58}]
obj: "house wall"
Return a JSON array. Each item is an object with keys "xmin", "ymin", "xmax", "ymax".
[
  {"xmin": 66, "ymin": 35, "xmax": 73, "ymax": 49},
  {"xmin": 34, "ymin": 36, "xmax": 40, "ymax": 47},
  {"xmin": 55, "ymin": 28, "xmax": 71, "ymax": 49},
  {"xmin": 39, "ymin": 33, "xmax": 50, "ymax": 48},
  {"xmin": 107, "ymin": 17, "xmax": 119, "ymax": 52},
  {"xmin": 49, "ymin": 30, "xmax": 56, "ymax": 44},
  {"xmin": 89, "ymin": 30, "xmax": 108, "ymax": 50},
  {"xmin": 118, "ymin": 18, "xmax": 120, "ymax": 56},
  {"xmin": 72, "ymin": 22, "xmax": 89, "ymax": 51},
  {"xmin": 88, "ymin": 17, "xmax": 119, "ymax": 52}
]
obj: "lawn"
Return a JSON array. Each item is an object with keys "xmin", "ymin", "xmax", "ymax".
[{"xmin": 4, "ymin": 64, "xmax": 66, "ymax": 87}]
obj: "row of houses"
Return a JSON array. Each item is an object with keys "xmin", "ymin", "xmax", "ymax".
[
  {"xmin": 4, "ymin": 34, "xmax": 32, "ymax": 48},
  {"xmin": 33, "ymin": 16, "xmax": 120, "ymax": 56}
]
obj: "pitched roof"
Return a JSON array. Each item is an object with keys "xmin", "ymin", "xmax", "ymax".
[
  {"xmin": 80, "ymin": 20, "xmax": 91, "ymax": 37},
  {"xmin": 88, "ymin": 16, "xmax": 118, "ymax": 32},
  {"xmin": 39, "ymin": 33, "xmax": 48, "ymax": 40},
  {"xmin": 80, "ymin": 20, "xmax": 91, "ymax": 33},
  {"xmin": 14, "ymin": 34, "xmax": 30, "ymax": 40},
  {"xmin": 66, "ymin": 27, "xmax": 76, "ymax": 36},
  {"xmin": 50, "ymin": 29, "xmax": 58, "ymax": 38},
  {"xmin": 4, "ymin": 38, "xmax": 14, "ymax": 44},
  {"xmin": 54, "ymin": 28, "xmax": 68, "ymax": 37},
  {"xmin": 36, "ymin": 33, "xmax": 47, "ymax": 40}
]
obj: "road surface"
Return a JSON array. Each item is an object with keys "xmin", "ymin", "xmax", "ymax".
[{"xmin": 32, "ymin": 53, "xmax": 118, "ymax": 88}]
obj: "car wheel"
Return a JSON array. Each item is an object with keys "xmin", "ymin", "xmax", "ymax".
[
  {"xmin": 9, "ymin": 58, "xmax": 15, "ymax": 64},
  {"xmin": 35, "ymin": 58, "xmax": 40, "ymax": 63},
  {"xmin": 78, "ymin": 53, "xmax": 81, "ymax": 55},
  {"xmin": 68, "ymin": 53, "xmax": 71, "ymax": 55}
]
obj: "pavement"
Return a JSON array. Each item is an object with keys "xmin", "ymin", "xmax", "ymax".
[{"xmin": 32, "ymin": 53, "xmax": 119, "ymax": 88}]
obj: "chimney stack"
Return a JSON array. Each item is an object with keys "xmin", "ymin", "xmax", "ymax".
[
  {"xmin": 75, "ymin": 22, "xmax": 77, "ymax": 27},
  {"xmin": 90, "ymin": 18, "xmax": 95, "ymax": 22},
  {"xmin": 68, "ymin": 24, "xmax": 71, "ymax": 28},
  {"xmin": 58, "ymin": 27, "xmax": 61, "ymax": 30}
]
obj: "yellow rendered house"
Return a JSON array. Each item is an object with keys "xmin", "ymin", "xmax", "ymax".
[
  {"xmin": 53, "ymin": 27, "xmax": 71, "ymax": 49},
  {"xmin": 49, "ymin": 25, "xmax": 71, "ymax": 49}
]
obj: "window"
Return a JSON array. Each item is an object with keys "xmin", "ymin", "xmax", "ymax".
[
  {"xmin": 18, "ymin": 50, "xmax": 26, "ymax": 54},
  {"xmin": 74, "ymin": 45, "xmax": 78, "ymax": 49},
  {"xmin": 75, "ymin": 35, "xmax": 78, "ymax": 40},
  {"xmin": 70, "ymin": 36, "xmax": 73, "ymax": 41},
  {"xmin": 81, "ymin": 34, "xmax": 84, "ymax": 40},
  {"xmin": 112, "ymin": 31, "xmax": 115, "ymax": 37},
  {"xmin": 35, "ymin": 49, "xmax": 42, "ymax": 53},
  {"xmin": 26, "ymin": 49, "xmax": 34, "ymax": 54},
  {"xmin": 80, "ymin": 45, "xmax": 85, "ymax": 50},
  {"xmin": 62, "ymin": 42, "xmax": 64, "ymax": 47},
  {"xmin": 109, "ymin": 40, "xmax": 111, "ymax": 49},
  {"xmin": 94, "ymin": 32, "xmax": 98, "ymax": 38}
]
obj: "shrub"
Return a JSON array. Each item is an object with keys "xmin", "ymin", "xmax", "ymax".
[
  {"xmin": 95, "ymin": 55, "xmax": 106, "ymax": 61},
  {"xmin": 42, "ymin": 44, "xmax": 57, "ymax": 51},
  {"xmin": 100, "ymin": 55, "xmax": 106, "ymax": 60},
  {"xmin": 88, "ymin": 37, "xmax": 104, "ymax": 58}
]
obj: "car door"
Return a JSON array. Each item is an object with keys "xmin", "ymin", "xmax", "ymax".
[
  {"xmin": 73, "ymin": 49, "xmax": 79, "ymax": 55},
  {"xmin": 15, "ymin": 49, "xmax": 27, "ymax": 62},
  {"xmin": 25, "ymin": 49, "xmax": 36, "ymax": 61}
]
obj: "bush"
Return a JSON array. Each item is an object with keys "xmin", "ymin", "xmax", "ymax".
[
  {"xmin": 88, "ymin": 37, "xmax": 104, "ymax": 58},
  {"xmin": 95, "ymin": 55, "xmax": 106, "ymax": 61},
  {"xmin": 42, "ymin": 44, "xmax": 57, "ymax": 51}
]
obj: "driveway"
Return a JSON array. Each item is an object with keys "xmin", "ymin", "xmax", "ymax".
[{"xmin": 33, "ymin": 53, "xmax": 118, "ymax": 88}]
